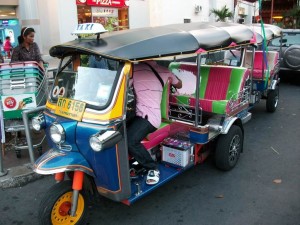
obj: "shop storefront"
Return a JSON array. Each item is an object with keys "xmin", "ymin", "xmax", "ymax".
[
  {"xmin": 0, "ymin": 19, "xmax": 21, "ymax": 50},
  {"xmin": 76, "ymin": 0, "xmax": 129, "ymax": 31},
  {"xmin": 0, "ymin": 5, "xmax": 20, "ymax": 51}
]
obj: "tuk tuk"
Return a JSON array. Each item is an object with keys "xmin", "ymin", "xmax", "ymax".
[
  {"xmin": 243, "ymin": 24, "xmax": 282, "ymax": 112},
  {"xmin": 23, "ymin": 22, "xmax": 281, "ymax": 224}
]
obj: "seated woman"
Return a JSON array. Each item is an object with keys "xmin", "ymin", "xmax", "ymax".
[{"xmin": 11, "ymin": 27, "xmax": 45, "ymax": 71}]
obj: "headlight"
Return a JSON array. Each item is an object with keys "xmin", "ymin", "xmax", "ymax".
[
  {"xmin": 49, "ymin": 123, "xmax": 65, "ymax": 144},
  {"xmin": 32, "ymin": 114, "xmax": 45, "ymax": 131},
  {"xmin": 89, "ymin": 135, "xmax": 102, "ymax": 152},
  {"xmin": 89, "ymin": 131, "xmax": 122, "ymax": 152}
]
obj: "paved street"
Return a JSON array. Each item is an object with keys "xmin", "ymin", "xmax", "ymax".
[{"xmin": 0, "ymin": 79, "xmax": 299, "ymax": 225}]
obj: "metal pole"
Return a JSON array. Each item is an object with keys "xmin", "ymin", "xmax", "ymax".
[
  {"xmin": 195, "ymin": 54, "xmax": 202, "ymax": 127},
  {"xmin": 279, "ymin": 33, "xmax": 283, "ymax": 65},
  {"xmin": 22, "ymin": 106, "xmax": 45, "ymax": 164},
  {"xmin": 0, "ymin": 144, "xmax": 8, "ymax": 177},
  {"xmin": 250, "ymin": 47, "xmax": 255, "ymax": 96},
  {"xmin": 0, "ymin": 113, "xmax": 7, "ymax": 176}
]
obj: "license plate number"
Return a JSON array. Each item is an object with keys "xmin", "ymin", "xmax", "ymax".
[{"xmin": 55, "ymin": 98, "xmax": 86, "ymax": 121}]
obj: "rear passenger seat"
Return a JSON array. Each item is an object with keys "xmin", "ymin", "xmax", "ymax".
[
  {"xmin": 244, "ymin": 50, "xmax": 279, "ymax": 80},
  {"xmin": 169, "ymin": 62, "xmax": 249, "ymax": 115}
]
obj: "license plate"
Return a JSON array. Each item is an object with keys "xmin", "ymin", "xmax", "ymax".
[{"xmin": 55, "ymin": 98, "xmax": 86, "ymax": 121}]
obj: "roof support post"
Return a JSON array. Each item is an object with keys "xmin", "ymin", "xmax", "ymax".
[
  {"xmin": 195, "ymin": 53, "xmax": 202, "ymax": 127},
  {"xmin": 250, "ymin": 46, "xmax": 255, "ymax": 95}
]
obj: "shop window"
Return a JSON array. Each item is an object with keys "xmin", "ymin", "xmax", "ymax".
[{"xmin": 77, "ymin": 5, "xmax": 92, "ymax": 23}]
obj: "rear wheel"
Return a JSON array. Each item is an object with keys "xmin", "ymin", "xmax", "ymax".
[
  {"xmin": 266, "ymin": 87, "xmax": 279, "ymax": 113},
  {"xmin": 39, "ymin": 180, "xmax": 88, "ymax": 225},
  {"xmin": 215, "ymin": 125, "xmax": 243, "ymax": 171}
]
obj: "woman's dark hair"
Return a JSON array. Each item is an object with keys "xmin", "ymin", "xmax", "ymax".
[
  {"xmin": 18, "ymin": 27, "xmax": 35, "ymax": 45},
  {"xmin": 5, "ymin": 36, "xmax": 10, "ymax": 40}
]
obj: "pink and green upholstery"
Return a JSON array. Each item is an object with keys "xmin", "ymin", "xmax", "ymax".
[
  {"xmin": 244, "ymin": 51, "xmax": 279, "ymax": 80},
  {"xmin": 142, "ymin": 78, "xmax": 172, "ymax": 150},
  {"xmin": 169, "ymin": 63, "xmax": 249, "ymax": 115},
  {"xmin": 161, "ymin": 78, "xmax": 171, "ymax": 120}
]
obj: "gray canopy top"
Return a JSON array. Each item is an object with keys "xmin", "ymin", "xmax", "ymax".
[{"xmin": 49, "ymin": 22, "xmax": 281, "ymax": 61}]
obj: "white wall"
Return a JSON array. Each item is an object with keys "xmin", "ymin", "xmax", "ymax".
[
  {"xmin": 235, "ymin": 0, "xmax": 256, "ymax": 24},
  {"xmin": 37, "ymin": 0, "xmax": 77, "ymax": 54},
  {"xmin": 57, "ymin": 0, "xmax": 77, "ymax": 43},
  {"xmin": 149, "ymin": 0, "xmax": 212, "ymax": 26},
  {"xmin": 129, "ymin": 0, "xmax": 150, "ymax": 28}
]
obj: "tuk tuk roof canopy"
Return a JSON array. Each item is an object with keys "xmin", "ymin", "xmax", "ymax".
[{"xmin": 50, "ymin": 22, "xmax": 281, "ymax": 61}]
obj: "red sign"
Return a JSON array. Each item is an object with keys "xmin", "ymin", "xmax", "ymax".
[
  {"xmin": 86, "ymin": 0, "xmax": 126, "ymax": 8},
  {"xmin": 76, "ymin": 0, "xmax": 87, "ymax": 5},
  {"xmin": 4, "ymin": 97, "xmax": 17, "ymax": 109}
]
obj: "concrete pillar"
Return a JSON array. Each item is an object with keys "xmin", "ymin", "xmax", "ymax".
[{"xmin": 18, "ymin": 0, "xmax": 43, "ymax": 53}]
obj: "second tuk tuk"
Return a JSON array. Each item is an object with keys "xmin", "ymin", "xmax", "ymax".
[{"xmin": 23, "ymin": 22, "xmax": 281, "ymax": 224}]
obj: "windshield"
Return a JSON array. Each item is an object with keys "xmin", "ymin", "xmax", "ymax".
[
  {"xmin": 270, "ymin": 32, "xmax": 300, "ymax": 47},
  {"xmin": 50, "ymin": 56, "xmax": 122, "ymax": 109}
]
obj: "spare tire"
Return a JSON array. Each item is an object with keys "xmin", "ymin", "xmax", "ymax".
[{"xmin": 283, "ymin": 45, "xmax": 300, "ymax": 70}]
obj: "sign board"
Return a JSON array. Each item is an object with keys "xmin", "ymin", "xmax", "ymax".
[
  {"xmin": 76, "ymin": 0, "xmax": 87, "ymax": 5},
  {"xmin": 73, "ymin": 23, "xmax": 107, "ymax": 35},
  {"xmin": 77, "ymin": 0, "xmax": 127, "ymax": 8},
  {"xmin": 1, "ymin": 94, "xmax": 36, "ymax": 111},
  {"xmin": 92, "ymin": 7, "xmax": 118, "ymax": 17}
]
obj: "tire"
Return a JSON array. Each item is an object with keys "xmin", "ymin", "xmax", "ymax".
[
  {"xmin": 283, "ymin": 45, "xmax": 300, "ymax": 70},
  {"xmin": 266, "ymin": 87, "xmax": 279, "ymax": 113},
  {"xmin": 38, "ymin": 180, "xmax": 88, "ymax": 225},
  {"xmin": 215, "ymin": 125, "xmax": 243, "ymax": 171}
]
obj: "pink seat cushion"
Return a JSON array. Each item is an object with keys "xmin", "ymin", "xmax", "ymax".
[{"xmin": 142, "ymin": 123, "xmax": 171, "ymax": 150}]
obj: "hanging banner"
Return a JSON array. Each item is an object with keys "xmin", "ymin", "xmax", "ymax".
[{"xmin": 86, "ymin": 0, "xmax": 126, "ymax": 8}]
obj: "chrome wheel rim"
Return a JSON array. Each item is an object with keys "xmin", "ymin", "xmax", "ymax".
[
  {"xmin": 274, "ymin": 90, "xmax": 279, "ymax": 108},
  {"xmin": 229, "ymin": 134, "xmax": 240, "ymax": 163}
]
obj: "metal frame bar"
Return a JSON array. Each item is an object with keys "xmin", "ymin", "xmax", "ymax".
[
  {"xmin": 194, "ymin": 54, "xmax": 202, "ymax": 127},
  {"xmin": 22, "ymin": 106, "xmax": 45, "ymax": 164}
]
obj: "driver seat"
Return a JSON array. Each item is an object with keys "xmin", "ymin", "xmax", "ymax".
[{"xmin": 142, "ymin": 78, "xmax": 172, "ymax": 150}]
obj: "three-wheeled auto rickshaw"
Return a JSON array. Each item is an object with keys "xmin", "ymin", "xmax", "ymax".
[{"xmin": 23, "ymin": 22, "xmax": 281, "ymax": 224}]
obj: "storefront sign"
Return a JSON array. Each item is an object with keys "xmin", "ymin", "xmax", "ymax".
[
  {"xmin": 86, "ymin": 0, "xmax": 126, "ymax": 8},
  {"xmin": 92, "ymin": 7, "xmax": 118, "ymax": 17},
  {"xmin": 76, "ymin": 0, "xmax": 87, "ymax": 5},
  {"xmin": 0, "ymin": 19, "xmax": 19, "ymax": 26}
]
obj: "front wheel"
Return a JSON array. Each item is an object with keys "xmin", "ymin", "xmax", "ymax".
[
  {"xmin": 215, "ymin": 125, "xmax": 243, "ymax": 171},
  {"xmin": 39, "ymin": 180, "xmax": 88, "ymax": 225},
  {"xmin": 266, "ymin": 87, "xmax": 279, "ymax": 113}
]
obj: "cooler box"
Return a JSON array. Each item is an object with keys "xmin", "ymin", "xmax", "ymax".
[{"xmin": 162, "ymin": 137, "xmax": 194, "ymax": 167}]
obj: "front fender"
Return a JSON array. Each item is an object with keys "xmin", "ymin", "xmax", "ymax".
[{"xmin": 34, "ymin": 149, "xmax": 95, "ymax": 177}]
